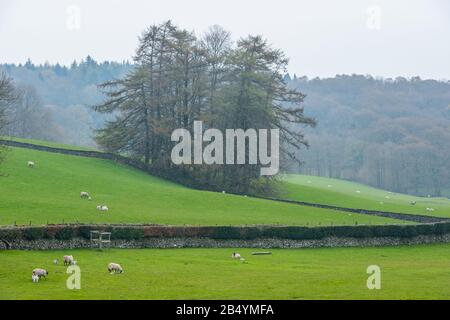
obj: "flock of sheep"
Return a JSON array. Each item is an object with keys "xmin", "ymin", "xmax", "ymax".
[
  {"xmin": 28, "ymin": 161, "xmax": 109, "ymax": 212},
  {"xmin": 320, "ymin": 182, "xmax": 437, "ymax": 212},
  {"xmin": 31, "ymin": 253, "xmax": 244, "ymax": 283},
  {"xmin": 80, "ymin": 191, "xmax": 109, "ymax": 212},
  {"xmin": 31, "ymin": 255, "xmax": 123, "ymax": 283}
]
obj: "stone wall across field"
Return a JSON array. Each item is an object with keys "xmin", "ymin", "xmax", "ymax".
[
  {"xmin": 2, "ymin": 234, "xmax": 450, "ymax": 250},
  {"xmin": 2, "ymin": 223, "xmax": 450, "ymax": 250}
]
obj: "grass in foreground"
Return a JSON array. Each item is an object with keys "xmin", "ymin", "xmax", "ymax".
[
  {"xmin": 0, "ymin": 147, "xmax": 405, "ymax": 226},
  {"xmin": 1, "ymin": 244, "xmax": 450, "ymax": 299},
  {"xmin": 282, "ymin": 174, "xmax": 450, "ymax": 218}
]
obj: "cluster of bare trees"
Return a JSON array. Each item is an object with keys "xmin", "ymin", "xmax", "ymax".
[{"xmin": 95, "ymin": 21, "xmax": 315, "ymax": 193}]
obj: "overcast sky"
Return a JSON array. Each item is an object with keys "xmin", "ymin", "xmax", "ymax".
[{"xmin": 0, "ymin": 0, "xmax": 449, "ymax": 79}]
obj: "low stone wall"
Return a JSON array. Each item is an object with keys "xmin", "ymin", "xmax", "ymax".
[
  {"xmin": 252, "ymin": 196, "xmax": 450, "ymax": 223},
  {"xmin": 2, "ymin": 233, "xmax": 450, "ymax": 250}
]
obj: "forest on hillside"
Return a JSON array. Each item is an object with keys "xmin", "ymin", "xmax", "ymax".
[{"xmin": 1, "ymin": 53, "xmax": 449, "ymax": 196}]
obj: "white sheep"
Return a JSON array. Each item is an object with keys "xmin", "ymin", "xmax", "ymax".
[
  {"xmin": 96, "ymin": 205, "xmax": 108, "ymax": 211},
  {"xmin": 222, "ymin": 191, "xmax": 226, "ymax": 194},
  {"xmin": 32, "ymin": 274, "xmax": 39, "ymax": 283},
  {"xmin": 63, "ymin": 255, "xmax": 74, "ymax": 266},
  {"xmin": 108, "ymin": 262, "xmax": 123, "ymax": 274},
  {"xmin": 27, "ymin": 161, "xmax": 35, "ymax": 168},
  {"xmin": 426, "ymin": 207, "xmax": 435, "ymax": 212},
  {"xmin": 32, "ymin": 268, "xmax": 48, "ymax": 280},
  {"xmin": 80, "ymin": 191, "xmax": 90, "ymax": 199},
  {"xmin": 231, "ymin": 252, "xmax": 242, "ymax": 259},
  {"xmin": 53, "ymin": 259, "xmax": 58, "ymax": 265},
  {"xmin": 410, "ymin": 201, "xmax": 416, "ymax": 205}
]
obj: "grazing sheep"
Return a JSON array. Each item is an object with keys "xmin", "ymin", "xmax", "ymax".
[
  {"xmin": 426, "ymin": 207, "xmax": 435, "ymax": 212},
  {"xmin": 231, "ymin": 252, "xmax": 242, "ymax": 259},
  {"xmin": 32, "ymin": 268, "xmax": 48, "ymax": 280},
  {"xmin": 27, "ymin": 161, "xmax": 35, "ymax": 168},
  {"xmin": 80, "ymin": 191, "xmax": 90, "ymax": 199},
  {"xmin": 53, "ymin": 259, "xmax": 58, "ymax": 265},
  {"xmin": 410, "ymin": 201, "xmax": 416, "ymax": 205},
  {"xmin": 32, "ymin": 274, "xmax": 39, "ymax": 283},
  {"xmin": 96, "ymin": 205, "xmax": 108, "ymax": 211},
  {"xmin": 63, "ymin": 255, "xmax": 74, "ymax": 266},
  {"xmin": 108, "ymin": 263, "xmax": 123, "ymax": 274}
]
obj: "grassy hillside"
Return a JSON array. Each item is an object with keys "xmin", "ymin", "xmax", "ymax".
[
  {"xmin": 1, "ymin": 244, "xmax": 450, "ymax": 299},
  {"xmin": 282, "ymin": 175, "xmax": 450, "ymax": 218},
  {"xmin": 0, "ymin": 147, "xmax": 405, "ymax": 226}
]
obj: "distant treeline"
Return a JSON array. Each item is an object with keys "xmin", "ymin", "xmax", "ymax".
[
  {"xmin": 286, "ymin": 74, "xmax": 450, "ymax": 197},
  {"xmin": 1, "ymin": 36, "xmax": 450, "ymax": 196}
]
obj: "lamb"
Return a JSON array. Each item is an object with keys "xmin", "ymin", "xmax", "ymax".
[
  {"xmin": 63, "ymin": 255, "xmax": 74, "ymax": 266},
  {"xmin": 32, "ymin": 274, "xmax": 39, "ymax": 283},
  {"xmin": 108, "ymin": 262, "xmax": 123, "ymax": 274},
  {"xmin": 27, "ymin": 161, "xmax": 35, "ymax": 168},
  {"xmin": 80, "ymin": 191, "xmax": 90, "ymax": 199},
  {"xmin": 96, "ymin": 205, "xmax": 108, "ymax": 211},
  {"xmin": 32, "ymin": 268, "xmax": 48, "ymax": 280},
  {"xmin": 231, "ymin": 252, "xmax": 242, "ymax": 259}
]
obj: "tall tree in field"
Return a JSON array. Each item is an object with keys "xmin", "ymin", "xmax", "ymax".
[
  {"xmin": 94, "ymin": 23, "xmax": 315, "ymax": 194},
  {"xmin": 215, "ymin": 35, "xmax": 315, "ymax": 192}
]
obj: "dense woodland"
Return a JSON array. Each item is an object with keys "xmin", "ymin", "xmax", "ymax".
[{"xmin": 1, "ymin": 23, "xmax": 449, "ymax": 196}]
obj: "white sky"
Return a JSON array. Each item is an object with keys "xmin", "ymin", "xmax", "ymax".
[{"xmin": 0, "ymin": 0, "xmax": 449, "ymax": 79}]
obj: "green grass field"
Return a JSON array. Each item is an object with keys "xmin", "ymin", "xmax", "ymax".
[
  {"xmin": 1, "ymin": 244, "xmax": 449, "ymax": 299},
  {"xmin": 0, "ymin": 147, "xmax": 405, "ymax": 226},
  {"xmin": 282, "ymin": 174, "xmax": 450, "ymax": 218}
]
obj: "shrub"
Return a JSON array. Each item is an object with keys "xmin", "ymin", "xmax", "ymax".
[
  {"xmin": 0, "ymin": 228, "xmax": 22, "ymax": 240},
  {"xmin": 55, "ymin": 227, "xmax": 74, "ymax": 240},
  {"xmin": 109, "ymin": 227, "xmax": 144, "ymax": 240},
  {"xmin": 23, "ymin": 227, "xmax": 44, "ymax": 240}
]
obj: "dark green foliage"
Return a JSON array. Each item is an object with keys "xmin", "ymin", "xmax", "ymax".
[
  {"xmin": 55, "ymin": 226, "xmax": 74, "ymax": 240},
  {"xmin": 107, "ymin": 227, "xmax": 144, "ymax": 240},
  {"xmin": 2, "ymin": 222, "xmax": 450, "ymax": 242},
  {"xmin": 23, "ymin": 227, "xmax": 44, "ymax": 240}
]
